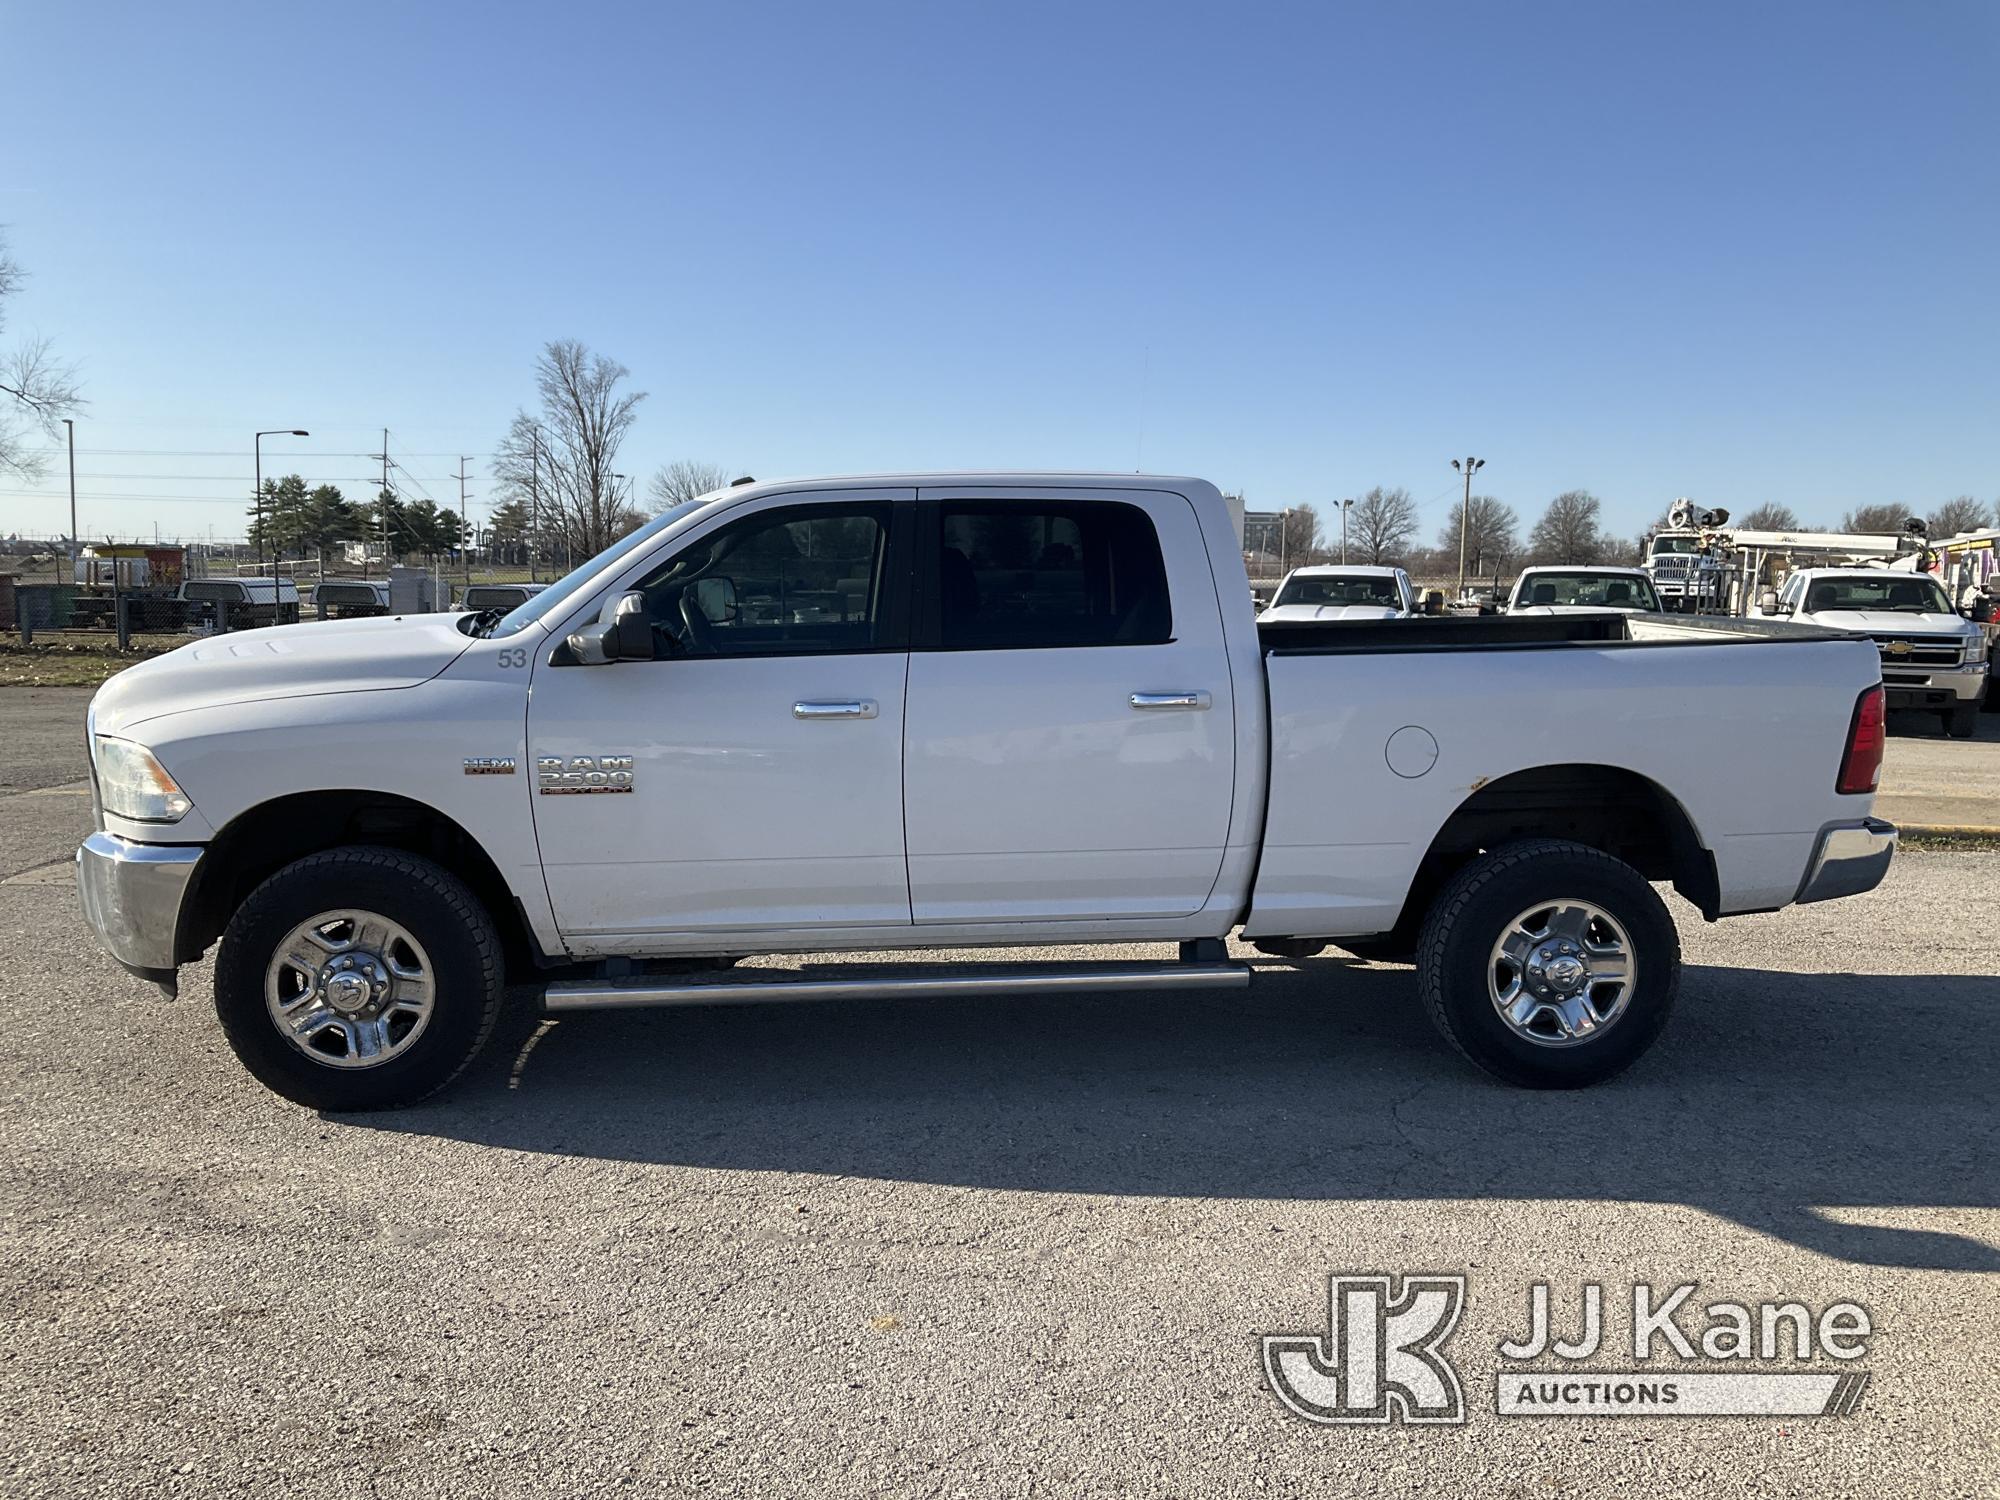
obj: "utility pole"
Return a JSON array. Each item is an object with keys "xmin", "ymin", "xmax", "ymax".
[
  {"xmin": 457, "ymin": 456, "xmax": 473, "ymax": 589},
  {"xmin": 1339, "ymin": 497, "xmax": 1354, "ymax": 565},
  {"xmin": 1451, "ymin": 456, "xmax": 1485, "ymax": 596},
  {"xmin": 380, "ymin": 428, "xmax": 390, "ymax": 578},
  {"xmin": 63, "ymin": 418, "xmax": 77, "ymax": 585}
]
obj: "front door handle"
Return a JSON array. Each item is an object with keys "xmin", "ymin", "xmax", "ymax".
[
  {"xmin": 794, "ymin": 700, "xmax": 879, "ymax": 720},
  {"xmin": 1129, "ymin": 691, "xmax": 1212, "ymax": 711}
]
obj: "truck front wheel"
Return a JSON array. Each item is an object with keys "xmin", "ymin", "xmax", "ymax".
[
  {"xmin": 1945, "ymin": 701, "xmax": 1977, "ymax": 738},
  {"xmin": 1416, "ymin": 840, "xmax": 1679, "ymax": 1088},
  {"xmin": 214, "ymin": 847, "xmax": 505, "ymax": 1110}
]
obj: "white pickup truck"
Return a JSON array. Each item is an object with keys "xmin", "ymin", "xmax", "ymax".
[
  {"xmin": 1760, "ymin": 567, "xmax": 1989, "ymax": 738},
  {"xmin": 1257, "ymin": 565, "xmax": 1418, "ymax": 621},
  {"xmin": 1506, "ymin": 565, "xmax": 1661, "ymax": 614},
  {"xmin": 76, "ymin": 473, "xmax": 1897, "ymax": 1109}
]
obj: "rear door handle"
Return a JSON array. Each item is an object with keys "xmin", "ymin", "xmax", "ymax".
[
  {"xmin": 794, "ymin": 700, "xmax": 879, "ymax": 720},
  {"xmin": 1129, "ymin": 691, "xmax": 1212, "ymax": 711}
]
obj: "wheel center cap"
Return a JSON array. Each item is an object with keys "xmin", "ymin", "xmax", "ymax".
[
  {"xmin": 319, "ymin": 954, "xmax": 389, "ymax": 1013},
  {"xmin": 1545, "ymin": 956, "xmax": 1588, "ymax": 993}
]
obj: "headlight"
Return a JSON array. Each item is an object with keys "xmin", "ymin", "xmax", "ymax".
[
  {"xmin": 92, "ymin": 737, "xmax": 192, "ymax": 823},
  {"xmin": 1964, "ymin": 632, "xmax": 1990, "ymax": 664}
]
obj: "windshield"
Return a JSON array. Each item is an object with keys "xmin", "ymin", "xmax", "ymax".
[
  {"xmin": 1649, "ymin": 536, "xmax": 1697, "ymax": 556},
  {"xmin": 1515, "ymin": 572, "xmax": 1660, "ymax": 610},
  {"xmin": 1273, "ymin": 574, "xmax": 1399, "ymax": 608},
  {"xmin": 1799, "ymin": 575, "xmax": 1953, "ymax": 614},
  {"xmin": 486, "ymin": 499, "xmax": 710, "ymax": 638}
]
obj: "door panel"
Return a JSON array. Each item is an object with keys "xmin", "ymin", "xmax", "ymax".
[
  {"xmin": 902, "ymin": 487, "xmax": 1236, "ymax": 923},
  {"xmin": 528, "ymin": 490, "xmax": 914, "ymax": 939},
  {"xmin": 530, "ymin": 653, "xmax": 912, "ymax": 934}
]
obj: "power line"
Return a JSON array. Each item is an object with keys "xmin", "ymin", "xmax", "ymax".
[{"xmin": 9, "ymin": 447, "xmax": 497, "ymax": 460}]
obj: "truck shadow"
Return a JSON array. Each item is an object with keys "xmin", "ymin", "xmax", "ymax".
[{"xmin": 356, "ymin": 961, "xmax": 2000, "ymax": 1272}]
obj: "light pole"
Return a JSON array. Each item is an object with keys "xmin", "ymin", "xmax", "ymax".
[
  {"xmin": 1451, "ymin": 456, "xmax": 1485, "ymax": 596},
  {"xmin": 255, "ymin": 429, "xmax": 310, "ymax": 576},
  {"xmin": 63, "ymin": 418, "xmax": 77, "ymax": 585},
  {"xmin": 1338, "ymin": 497, "xmax": 1355, "ymax": 565}
]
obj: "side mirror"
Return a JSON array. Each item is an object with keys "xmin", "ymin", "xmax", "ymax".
[
  {"xmin": 694, "ymin": 576, "xmax": 738, "ymax": 623},
  {"xmin": 566, "ymin": 591, "xmax": 653, "ymax": 664},
  {"xmin": 1758, "ymin": 589, "xmax": 1780, "ymax": 615}
]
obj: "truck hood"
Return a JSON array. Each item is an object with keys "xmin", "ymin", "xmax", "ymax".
[
  {"xmin": 91, "ymin": 613, "xmax": 477, "ymax": 736},
  {"xmin": 1258, "ymin": 603, "xmax": 1403, "ymax": 622},
  {"xmin": 1802, "ymin": 608, "xmax": 1970, "ymax": 636}
]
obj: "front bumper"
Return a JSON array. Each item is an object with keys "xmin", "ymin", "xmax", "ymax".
[
  {"xmin": 1882, "ymin": 662, "xmax": 1988, "ymax": 709},
  {"xmin": 75, "ymin": 832, "xmax": 203, "ymax": 986},
  {"xmin": 1795, "ymin": 818, "xmax": 1897, "ymax": 905}
]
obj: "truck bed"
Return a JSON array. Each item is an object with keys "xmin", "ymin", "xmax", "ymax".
[
  {"xmin": 1244, "ymin": 610, "xmax": 1884, "ymax": 940},
  {"xmin": 1255, "ymin": 610, "xmax": 1852, "ymax": 655}
]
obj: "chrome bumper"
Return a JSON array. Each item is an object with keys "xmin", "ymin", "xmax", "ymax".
[
  {"xmin": 1795, "ymin": 818, "xmax": 1897, "ymax": 905},
  {"xmin": 1882, "ymin": 663, "xmax": 1988, "ymax": 703},
  {"xmin": 75, "ymin": 832, "xmax": 203, "ymax": 984}
]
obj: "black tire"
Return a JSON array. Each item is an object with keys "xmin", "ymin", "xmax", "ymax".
[
  {"xmin": 1416, "ymin": 839, "xmax": 1679, "ymax": 1088},
  {"xmin": 1946, "ymin": 702, "xmax": 1977, "ymax": 739},
  {"xmin": 214, "ymin": 846, "xmax": 504, "ymax": 1110}
]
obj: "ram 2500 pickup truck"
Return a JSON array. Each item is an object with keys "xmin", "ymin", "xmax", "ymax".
[{"xmin": 76, "ymin": 474, "xmax": 1897, "ymax": 1109}]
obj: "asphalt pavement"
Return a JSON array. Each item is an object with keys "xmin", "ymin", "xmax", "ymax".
[
  {"xmin": 1, "ymin": 686, "xmax": 1995, "ymax": 1498},
  {"xmin": 1876, "ymin": 707, "xmax": 2000, "ymax": 833}
]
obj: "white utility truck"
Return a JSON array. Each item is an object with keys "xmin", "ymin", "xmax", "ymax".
[
  {"xmin": 1761, "ymin": 567, "xmax": 1989, "ymax": 737},
  {"xmin": 77, "ymin": 474, "xmax": 1896, "ymax": 1108}
]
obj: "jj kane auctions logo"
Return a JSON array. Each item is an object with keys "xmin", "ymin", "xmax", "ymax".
[{"xmin": 1263, "ymin": 1275, "xmax": 1873, "ymax": 1424}]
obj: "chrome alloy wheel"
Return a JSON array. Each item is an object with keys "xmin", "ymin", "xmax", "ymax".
[
  {"xmin": 1487, "ymin": 899, "xmax": 1637, "ymax": 1047},
  {"xmin": 264, "ymin": 909, "xmax": 435, "ymax": 1069}
]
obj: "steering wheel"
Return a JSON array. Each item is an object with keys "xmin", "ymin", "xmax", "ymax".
[{"xmin": 677, "ymin": 586, "xmax": 719, "ymax": 654}]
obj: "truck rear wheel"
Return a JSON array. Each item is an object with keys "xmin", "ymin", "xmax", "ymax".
[
  {"xmin": 214, "ymin": 846, "xmax": 504, "ymax": 1111},
  {"xmin": 1416, "ymin": 840, "xmax": 1679, "ymax": 1088}
]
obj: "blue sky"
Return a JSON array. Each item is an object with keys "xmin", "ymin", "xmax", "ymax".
[{"xmin": 2, "ymin": 0, "xmax": 1995, "ymax": 545}]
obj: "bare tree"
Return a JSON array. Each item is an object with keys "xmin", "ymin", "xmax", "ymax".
[
  {"xmin": 490, "ymin": 340, "xmax": 648, "ymax": 564},
  {"xmin": 0, "ymin": 233, "xmax": 84, "ymax": 481},
  {"xmin": 1840, "ymin": 503, "xmax": 1917, "ymax": 535},
  {"xmin": 1436, "ymin": 494, "xmax": 1517, "ymax": 575},
  {"xmin": 649, "ymin": 459, "xmax": 732, "ymax": 513},
  {"xmin": 1740, "ymin": 502, "xmax": 1802, "ymax": 531},
  {"xmin": 1349, "ymin": 486, "xmax": 1418, "ymax": 565},
  {"xmin": 1926, "ymin": 495, "xmax": 1988, "ymax": 539},
  {"xmin": 1278, "ymin": 503, "xmax": 1321, "ymax": 565},
  {"xmin": 1528, "ymin": 490, "xmax": 1604, "ymax": 564}
]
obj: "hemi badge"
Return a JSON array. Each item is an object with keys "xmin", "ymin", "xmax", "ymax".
[{"xmin": 463, "ymin": 757, "xmax": 517, "ymax": 775}]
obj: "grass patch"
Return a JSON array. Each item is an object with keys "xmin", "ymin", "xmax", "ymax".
[
  {"xmin": 0, "ymin": 633, "xmax": 184, "ymax": 688},
  {"xmin": 1900, "ymin": 832, "xmax": 2000, "ymax": 854}
]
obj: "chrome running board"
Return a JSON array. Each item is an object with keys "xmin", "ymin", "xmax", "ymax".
[{"xmin": 543, "ymin": 961, "xmax": 1250, "ymax": 1013}]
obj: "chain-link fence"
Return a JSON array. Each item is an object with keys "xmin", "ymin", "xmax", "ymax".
[{"xmin": 2, "ymin": 535, "xmax": 573, "ymax": 644}]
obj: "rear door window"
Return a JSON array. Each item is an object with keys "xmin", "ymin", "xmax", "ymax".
[{"xmin": 928, "ymin": 501, "xmax": 1171, "ymax": 649}]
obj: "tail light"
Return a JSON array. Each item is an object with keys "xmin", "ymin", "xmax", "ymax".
[{"xmin": 1836, "ymin": 685, "xmax": 1886, "ymax": 795}]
